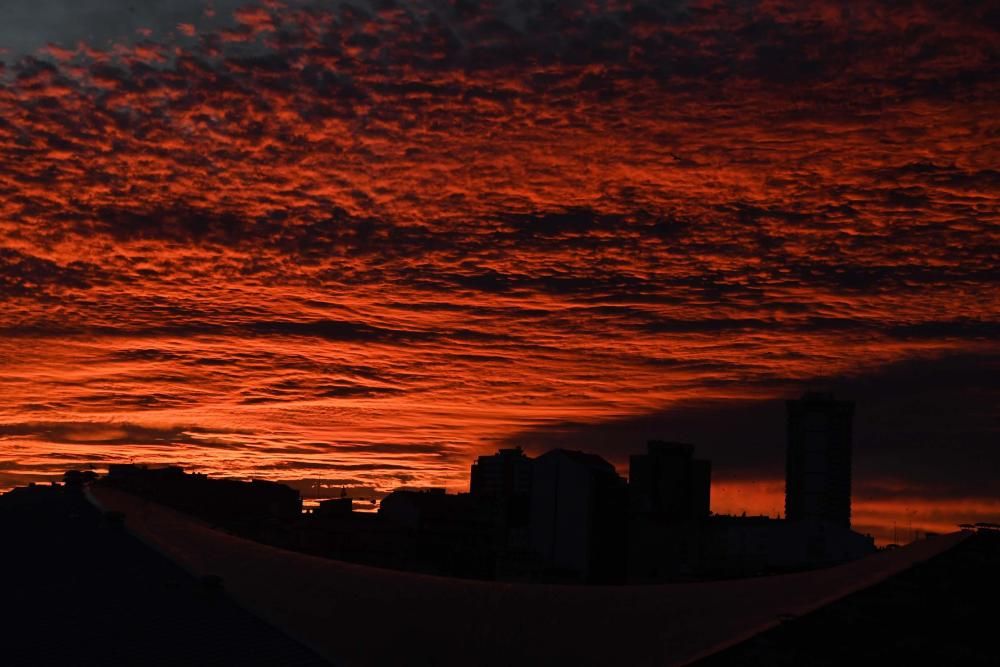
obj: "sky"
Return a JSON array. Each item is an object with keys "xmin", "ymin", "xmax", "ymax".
[{"xmin": 0, "ymin": 0, "xmax": 997, "ymax": 543}]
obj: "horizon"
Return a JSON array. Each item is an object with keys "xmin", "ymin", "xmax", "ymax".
[
  {"xmin": 12, "ymin": 412, "xmax": 985, "ymax": 548},
  {"xmin": 1, "ymin": 0, "xmax": 997, "ymax": 550}
]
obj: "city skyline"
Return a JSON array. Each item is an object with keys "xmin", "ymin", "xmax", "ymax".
[
  {"xmin": 40, "ymin": 393, "xmax": 968, "ymax": 548},
  {"xmin": 1, "ymin": 0, "xmax": 997, "ymax": 549},
  {"xmin": 93, "ymin": 395, "xmax": 878, "ymax": 587}
]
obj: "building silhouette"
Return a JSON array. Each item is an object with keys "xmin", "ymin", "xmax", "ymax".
[
  {"xmin": 470, "ymin": 447, "xmax": 533, "ymax": 499},
  {"xmin": 529, "ymin": 449, "xmax": 627, "ymax": 583},
  {"xmin": 629, "ymin": 441, "xmax": 711, "ymax": 521},
  {"xmin": 378, "ymin": 488, "xmax": 494, "ymax": 578},
  {"xmin": 627, "ymin": 441, "xmax": 711, "ymax": 582},
  {"xmin": 785, "ymin": 392, "xmax": 855, "ymax": 528},
  {"xmin": 469, "ymin": 447, "xmax": 534, "ymax": 572},
  {"xmin": 104, "ymin": 464, "xmax": 301, "ymax": 541},
  {"xmin": 701, "ymin": 514, "xmax": 874, "ymax": 577},
  {"xmin": 314, "ymin": 494, "xmax": 353, "ymax": 519},
  {"xmin": 80, "ymin": 394, "xmax": 879, "ymax": 583}
]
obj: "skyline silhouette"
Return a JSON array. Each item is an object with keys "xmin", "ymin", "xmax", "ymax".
[
  {"xmin": 82, "ymin": 393, "xmax": 903, "ymax": 584},
  {"xmin": 4, "ymin": 386, "xmax": 996, "ymax": 545},
  {"xmin": 5, "ymin": 460, "xmax": 995, "ymax": 666}
]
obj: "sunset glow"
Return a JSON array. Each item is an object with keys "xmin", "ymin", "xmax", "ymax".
[{"xmin": 1, "ymin": 1, "xmax": 997, "ymax": 542}]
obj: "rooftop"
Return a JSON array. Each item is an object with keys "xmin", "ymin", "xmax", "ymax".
[{"xmin": 0, "ymin": 484, "xmax": 329, "ymax": 667}]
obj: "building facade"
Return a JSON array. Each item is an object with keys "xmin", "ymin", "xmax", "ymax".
[
  {"xmin": 627, "ymin": 441, "xmax": 712, "ymax": 581},
  {"xmin": 629, "ymin": 441, "xmax": 711, "ymax": 521},
  {"xmin": 529, "ymin": 449, "xmax": 627, "ymax": 583},
  {"xmin": 785, "ymin": 392, "xmax": 855, "ymax": 528}
]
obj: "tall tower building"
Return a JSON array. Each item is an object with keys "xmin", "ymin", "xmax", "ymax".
[{"xmin": 785, "ymin": 393, "xmax": 854, "ymax": 528}]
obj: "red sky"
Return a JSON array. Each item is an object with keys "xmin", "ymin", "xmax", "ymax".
[{"xmin": 0, "ymin": 1, "xmax": 997, "ymax": 543}]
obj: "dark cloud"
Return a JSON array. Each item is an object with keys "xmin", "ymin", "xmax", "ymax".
[
  {"xmin": 502, "ymin": 353, "xmax": 1000, "ymax": 500},
  {"xmin": 0, "ymin": 421, "xmax": 241, "ymax": 447},
  {"xmin": 0, "ymin": 248, "xmax": 101, "ymax": 297}
]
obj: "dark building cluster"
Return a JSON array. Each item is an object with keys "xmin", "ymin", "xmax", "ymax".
[
  {"xmin": 94, "ymin": 393, "xmax": 875, "ymax": 583},
  {"xmin": 103, "ymin": 464, "xmax": 302, "ymax": 542}
]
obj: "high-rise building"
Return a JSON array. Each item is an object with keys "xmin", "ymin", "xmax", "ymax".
[
  {"xmin": 626, "ymin": 441, "xmax": 711, "ymax": 581},
  {"xmin": 628, "ymin": 441, "xmax": 711, "ymax": 521},
  {"xmin": 529, "ymin": 450, "xmax": 627, "ymax": 583},
  {"xmin": 785, "ymin": 392, "xmax": 854, "ymax": 528},
  {"xmin": 470, "ymin": 447, "xmax": 534, "ymax": 556},
  {"xmin": 470, "ymin": 447, "xmax": 533, "ymax": 499}
]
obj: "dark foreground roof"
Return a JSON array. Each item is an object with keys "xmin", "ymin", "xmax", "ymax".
[
  {"xmin": 0, "ymin": 484, "xmax": 330, "ymax": 667},
  {"xmin": 90, "ymin": 485, "xmax": 969, "ymax": 667},
  {"xmin": 692, "ymin": 529, "xmax": 1000, "ymax": 666}
]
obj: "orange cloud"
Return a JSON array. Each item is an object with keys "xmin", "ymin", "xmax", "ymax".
[{"xmin": 0, "ymin": 1, "xmax": 996, "ymax": 542}]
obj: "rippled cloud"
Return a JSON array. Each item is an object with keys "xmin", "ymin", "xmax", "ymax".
[{"xmin": 0, "ymin": 1, "xmax": 997, "ymax": 538}]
